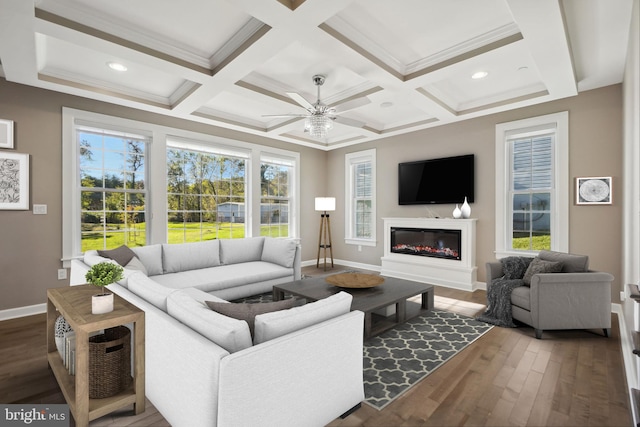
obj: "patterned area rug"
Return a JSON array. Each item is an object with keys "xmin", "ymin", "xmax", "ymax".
[{"xmin": 363, "ymin": 310, "xmax": 493, "ymax": 410}]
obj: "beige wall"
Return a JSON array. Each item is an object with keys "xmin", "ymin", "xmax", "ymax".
[
  {"xmin": 328, "ymin": 85, "xmax": 623, "ymax": 302},
  {"xmin": 0, "ymin": 79, "xmax": 327, "ymax": 311},
  {"xmin": 0, "ymin": 78, "xmax": 624, "ymax": 312}
]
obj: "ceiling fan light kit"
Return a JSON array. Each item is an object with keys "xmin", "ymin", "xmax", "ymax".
[{"xmin": 265, "ymin": 74, "xmax": 368, "ymax": 139}]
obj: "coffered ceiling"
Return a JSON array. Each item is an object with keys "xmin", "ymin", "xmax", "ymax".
[{"xmin": 0, "ymin": 0, "xmax": 633, "ymax": 150}]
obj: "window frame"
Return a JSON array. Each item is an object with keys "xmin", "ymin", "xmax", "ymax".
[
  {"xmin": 344, "ymin": 149, "xmax": 376, "ymax": 247},
  {"xmin": 495, "ymin": 112, "xmax": 569, "ymax": 258},
  {"xmin": 166, "ymin": 138, "xmax": 251, "ymax": 243},
  {"xmin": 63, "ymin": 108, "xmax": 300, "ymax": 267},
  {"xmin": 260, "ymin": 153, "xmax": 295, "ymax": 238}
]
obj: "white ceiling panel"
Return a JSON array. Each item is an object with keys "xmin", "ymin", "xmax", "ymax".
[{"xmin": 0, "ymin": 0, "xmax": 633, "ymax": 150}]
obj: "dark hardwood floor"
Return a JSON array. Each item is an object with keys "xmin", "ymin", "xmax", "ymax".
[{"xmin": 0, "ymin": 265, "xmax": 632, "ymax": 426}]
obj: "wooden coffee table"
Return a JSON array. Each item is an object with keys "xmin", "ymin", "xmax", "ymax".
[{"xmin": 273, "ymin": 275, "xmax": 434, "ymax": 339}]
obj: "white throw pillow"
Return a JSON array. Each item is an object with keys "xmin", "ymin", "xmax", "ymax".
[
  {"xmin": 131, "ymin": 244, "xmax": 163, "ymax": 276},
  {"xmin": 219, "ymin": 237, "xmax": 265, "ymax": 265},
  {"xmin": 261, "ymin": 238, "xmax": 297, "ymax": 268},
  {"xmin": 162, "ymin": 240, "xmax": 220, "ymax": 273},
  {"xmin": 253, "ymin": 291, "xmax": 353, "ymax": 345},
  {"xmin": 125, "ymin": 256, "xmax": 148, "ymax": 276}
]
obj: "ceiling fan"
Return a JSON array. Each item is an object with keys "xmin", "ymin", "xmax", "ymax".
[{"xmin": 263, "ymin": 74, "xmax": 369, "ymax": 139}]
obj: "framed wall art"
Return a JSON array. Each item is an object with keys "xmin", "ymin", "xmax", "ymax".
[
  {"xmin": 0, "ymin": 152, "xmax": 29, "ymax": 210},
  {"xmin": 0, "ymin": 119, "xmax": 14, "ymax": 149},
  {"xmin": 576, "ymin": 176, "xmax": 612, "ymax": 205}
]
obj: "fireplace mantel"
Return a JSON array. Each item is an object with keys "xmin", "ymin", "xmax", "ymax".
[{"xmin": 381, "ymin": 217, "xmax": 477, "ymax": 291}]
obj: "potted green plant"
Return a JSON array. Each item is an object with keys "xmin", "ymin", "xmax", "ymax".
[{"xmin": 85, "ymin": 262, "xmax": 123, "ymax": 314}]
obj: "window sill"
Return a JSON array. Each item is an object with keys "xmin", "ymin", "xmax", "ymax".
[{"xmin": 345, "ymin": 238, "xmax": 376, "ymax": 247}]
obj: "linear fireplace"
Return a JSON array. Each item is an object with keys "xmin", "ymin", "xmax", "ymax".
[
  {"xmin": 382, "ymin": 218, "xmax": 477, "ymax": 291},
  {"xmin": 391, "ymin": 227, "xmax": 461, "ymax": 260}
]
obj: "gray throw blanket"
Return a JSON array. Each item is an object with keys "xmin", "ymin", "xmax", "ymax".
[
  {"xmin": 476, "ymin": 256, "xmax": 532, "ymax": 328},
  {"xmin": 476, "ymin": 278, "xmax": 524, "ymax": 327}
]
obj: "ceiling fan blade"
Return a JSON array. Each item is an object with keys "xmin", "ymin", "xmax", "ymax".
[
  {"xmin": 286, "ymin": 92, "xmax": 315, "ymax": 111},
  {"xmin": 262, "ymin": 114, "xmax": 308, "ymax": 118},
  {"xmin": 334, "ymin": 116, "xmax": 366, "ymax": 128},
  {"xmin": 333, "ymin": 96, "xmax": 371, "ymax": 113}
]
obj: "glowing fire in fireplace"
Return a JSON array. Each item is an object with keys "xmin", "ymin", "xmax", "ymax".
[{"xmin": 391, "ymin": 243, "xmax": 459, "ymax": 259}]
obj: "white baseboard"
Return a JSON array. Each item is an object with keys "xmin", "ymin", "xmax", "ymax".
[
  {"xmin": 0, "ymin": 303, "xmax": 46, "ymax": 321},
  {"xmin": 301, "ymin": 258, "xmax": 381, "ymax": 272}
]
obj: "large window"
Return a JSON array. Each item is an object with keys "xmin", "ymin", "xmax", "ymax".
[
  {"xmin": 260, "ymin": 155, "xmax": 293, "ymax": 238},
  {"xmin": 495, "ymin": 112, "xmax": 568, "ymax": 257},
  {"xmin": 63, "ymin": 109, "xmax": 300, "ymax": 265},
  {"xmin": 77, "ymin": 127, "xmax": 148, "ymax": 252},
  {"xmin": 167, "ymin": 142, "xmax": 247, "ymax": 243},
  {"xmin": 345, "ymin": 149, "xmax": 376, "ymax": 246}
]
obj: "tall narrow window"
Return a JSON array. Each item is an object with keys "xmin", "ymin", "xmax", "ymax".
[
  {"xmin": 260, "ymin": 155, "xmax": 293, "ymax": 238},
  {"xmin": 167, "ymin": 142, "xmax": 247, "ymax": 243},
  {"xmin": 78, "ymin": 128, "xmax": 148, "ymax": 251},
  {"xmin": 510, "ymin": 134, "xmax": 553, "ymax": 250},
  {"xmin": 495, "ymin": 112, "xmax": 568, "ymax": 257},
  {"xmin": 345, "ymin": 149, "xmax": 376, "ymax": 246}
]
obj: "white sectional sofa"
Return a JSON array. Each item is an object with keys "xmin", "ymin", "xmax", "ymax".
[
  {"xmin": 70, "ymin": 236, "xmax": 302, "ymax": 301},
  {"xmin": 69, "ymin": 237, "xmax": 365, "ymax": 427}
]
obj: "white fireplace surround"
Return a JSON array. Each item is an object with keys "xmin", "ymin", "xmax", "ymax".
[{"xmin": 381, "ymin": 218, "xmax": 478, "ymax": 291}]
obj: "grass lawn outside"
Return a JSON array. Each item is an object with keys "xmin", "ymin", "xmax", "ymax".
[{"xmin": 81, "ymin": 222, "xmax": 289, "ymax": 251}]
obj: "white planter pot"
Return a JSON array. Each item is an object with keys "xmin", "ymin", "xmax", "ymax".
[{"xmin": 92, "ymin": 293, "xmax": 114, "ymax": 314}]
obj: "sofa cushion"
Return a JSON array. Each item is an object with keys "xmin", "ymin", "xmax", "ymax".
[
  {"xmin": 125, "ymin": 256, "xmax": 148, "ymax": 276},
  {"xmin": 167, "ymin": 289, "xmax": 253, "ymax": 353},
  {"xmin": 522, "ymin": 257, "xmax": 564, "ymax": 285},
  {"xmin": 205, "ymin": 298, "xmax": 297, "ymax": 338},
  {"xmin": 261, "ymin": 238, "xmax": 297, "ymax": 268},
  {"xmin": 220, "ymin": 237, "xmax": 265, "ymax": 265},
  {"xmin": 162, "ymin": 240, "xmax": 220, "ymax": 274},
  {"xmin": 98, "ymin": 245, "xmax": 136, "ymax": 266},
  {"xmin": 538, "ymin": 250, "xmax": 589, "ymax": 272},
  {"xmin": 131, "ymin": 244, "xmax": 163, "ymax": 276},
  {"xmin": 511, "ymin": 285, "xmax": 531, "ymax": 310},
  {"xmin": 253, "ymin": 291, "xmax": 352, "ymax": 345},
  {"xmin": 127, "ymin": 272, "xmax": 175, "ymax": 311},
  {"xmin": 151, "ymin": 261, "xmax": 292, "ymax": 293},
  {"xmin": 500, "ymin": 256, "xmax": 533, "ymax": 280},
  {"xmin": 84, "ymin": 250, "xmax": 118, "ymax": 268}
]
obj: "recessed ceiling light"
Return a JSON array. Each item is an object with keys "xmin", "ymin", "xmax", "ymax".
[
  {"xmin": 471, "ymin": 71, "xmax": 488, "ymax": 79},
  {"xmin": 380, "ymin": 101, "xmax": 393, "ymax": 108},
  {"xmin": 107, "ymin": 62, "xmax": 127, "ymax": 72}
]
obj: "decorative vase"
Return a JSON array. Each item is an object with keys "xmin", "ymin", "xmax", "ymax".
[
  {"xmin": 461, "ymin": 197, "xmax": 471, "ymax": 218},
  {"xmin": 452, "ymin": 204, "xmax": 462, "ymax": 219},
  {"xmin": 92, "ymin": 293, "xmax": 114, "ymax": 314}
]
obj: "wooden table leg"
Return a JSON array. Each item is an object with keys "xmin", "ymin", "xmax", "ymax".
[
  {"xmin": 397, "ymin": 300, "xmax": 407, "ymax": 323},
  {"xmin": 272, "ymin": 288, "xmax": 284, "ymax": 301},
  {"xmin": 134, "ymin": 318, "xmax": 146, "ymax": 414},
  {"xmin": 75, "ymin": 329, "xmax": 89, "ymax": 427},
  {"xmin": 363, "ymin": 312, "xmax": 372, "ymax": 339},
  {"xmin": 422, "ymin": 288, "xmax": 434, "ymax": 310}
]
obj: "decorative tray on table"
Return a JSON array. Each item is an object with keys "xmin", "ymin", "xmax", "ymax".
[{"xmin": 325, "ymin": 273, "xmax": 384, "ymax": 289}]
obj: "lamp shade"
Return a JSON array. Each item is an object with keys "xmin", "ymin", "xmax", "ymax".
[{"xmin": 315, "ymin": 197, "xmax": 336, "ymax": 212}]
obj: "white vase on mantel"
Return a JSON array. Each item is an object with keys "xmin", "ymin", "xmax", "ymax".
[
  {"xmin": 461, "ymin": 197, "xmax": 471, "ymax": 219},
  {"xmin": 452, "ymin": 204, "xmax": 462, "ymax": 219}
]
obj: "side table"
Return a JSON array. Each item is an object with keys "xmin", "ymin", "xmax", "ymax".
[{"xmin": 46, "ymin": 285, "xmax": 145, "ymax": 427}]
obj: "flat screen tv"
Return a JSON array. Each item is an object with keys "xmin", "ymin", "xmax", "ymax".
[{"xmin": 398, "ymin": 154, "xmax": 474, "ymax": 205}]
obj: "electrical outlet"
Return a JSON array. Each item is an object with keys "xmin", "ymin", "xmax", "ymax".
[
  {"xmin": 33, "ymin": 204, "xmax": 47, "ymax": 215},
  {"xmin": 57, "ymin": 269, "xmax": 67, "ymax": 280},
  {"xmin": 620, "ymin": 290, "xmax": 626, "ymax": 302}
]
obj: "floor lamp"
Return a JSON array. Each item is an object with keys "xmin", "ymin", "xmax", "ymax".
[{"xmin": 315, "ymin": 197, "xmax": 335, "ymax": 270}]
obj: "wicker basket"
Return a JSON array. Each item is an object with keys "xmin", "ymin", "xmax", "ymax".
[{"xmin": 89, "ymin": 326, "xmax": 132, "ymax": 399}]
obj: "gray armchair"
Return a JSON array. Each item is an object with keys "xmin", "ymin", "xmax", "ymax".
[{"xmin": 486, "ymin": 250, "xmax": 613, "ymax": 339}]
